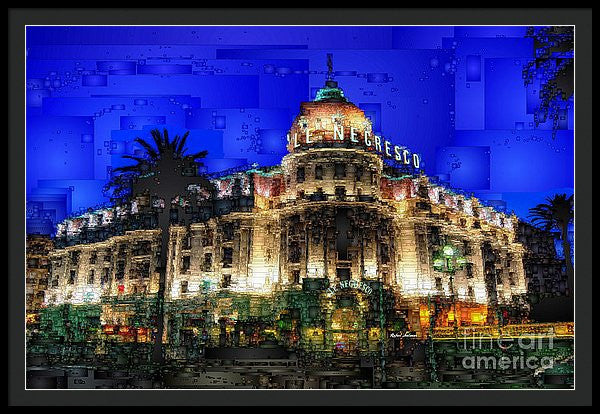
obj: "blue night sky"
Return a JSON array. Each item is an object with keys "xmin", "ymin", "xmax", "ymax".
[{"xmin": 25, "ymin": 26, "xmax": 574, "ymax": 235}]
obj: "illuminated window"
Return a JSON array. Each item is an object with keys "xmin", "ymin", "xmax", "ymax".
[
  {"xmin": 203, "ymin": 253, "xmax": 212, "ymax": 271},
  {"xmin": 202, "ymin": 233, "xmax": 213, "ymax": 247},
  {"xmin": 221, "ymin": 275, "xmax": 231, "ymax": 288},
  {"xmin": 101, "ymin": 268, "xmax": 110, "ymax": 286},
  {"xmin": 69, "ymin": 270, "xmax": 76, "ymax": 285},
  {"xmin": 289, "ymin": 242, "xmax": 301, "ymax": 263},
  {"xmin": 70, "ymin": 251, "xmax": 80, "ymax": 265},
  {"xmin": 118, "ymin": 244, "xmax": 127, "ymax": 257},
  {"xmin": 334, "ymin": 163, "xmax": 346, "ymax": 179},
  {"xmin": 335, "ymin": 186, "xmax": 346, "ymax": 200},
  {"xmin": 297, "ymin": 167, "xmax": 305, "ymax": 183},
  {"xmin": 355, "ymin": 166, "xmax": 363, "ymax": 181},
  {"xmin": 182, "ymin": 234, "xmax": 191, "ymax": 250},
  {"xmin": 468, "ymin": 286, "xmax": 474, "ymax": 299},
  {"xmin": 116, "ymin": 261, "xmax": 125, "ymax": 280},
  {"xmin": 140, "ymin": 261, "xmax": 150, "ymax": 279},
  {"xmin": 182, "ymin": 256, "xmax": 190, "ymax": 272},
  {"xmin": 222, "ymin": 247, "xmax": 233, "ymax": 268},
  {"xmin": 380, "ymin": 244, "xmax": 390, "ymax": 264},
  {"xmin": 233, "ymin": 178, "xmax": 242, "ymax": 197},
  {"xmin": 315, "ymin": 165, "xmax": 323, "ymax": 180},
  {"xmin": 466, "ymin": 263, "xmax": 474, "ymax": 279},
  {"xmin": 336, "ymin": 268, "xmax": 350, "ymax": 281},
  {"xmin": 222, "ymin": 223, "xmax": 234, "ymax": 241}
]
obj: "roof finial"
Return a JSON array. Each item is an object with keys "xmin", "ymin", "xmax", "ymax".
[{"xmin": 314, "ymin": 53, "xmax": 346, "ymax": 102}]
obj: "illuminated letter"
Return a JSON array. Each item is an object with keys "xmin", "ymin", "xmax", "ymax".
[
  {"xmin": 394, "ymin": 145, "xmax": 402, "ymax": 161},
  {"xmin": 402, "ymin": 149, "xmax": 410, "ymax": 164},
  {"xmin": 294, "ymin": 133, "xmax": 299, "ymax": 148},
  {"xmin": 374, "ymin": 136, "xmax": 382, "ymax": 153},
  {"xmin": 412, "ymin": 153, "xmax": 420, "ymax": 169},
  {"xmin": 364, "ymin": 130, "xmax": 372, "ymax": 147},
  {"xmin": 334, "ymin": 125, "xmax": 344, "ymax": 141},
  {"xmin": 350, "ymin": 127, "xmax": 358, "ymax": 143},
  {"xmin": 384, "ymin": 140, "xmax": 392, "ymax": 157},
  {"xmin": 305, "ymin": 128, "xmax": 312, "ymax": 144}
]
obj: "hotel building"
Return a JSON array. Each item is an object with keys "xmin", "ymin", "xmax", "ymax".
[{"xmin": 44, "ymin": 79, "xmax": 529, "ymax": 352}]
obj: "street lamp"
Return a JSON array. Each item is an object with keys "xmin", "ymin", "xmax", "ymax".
[{"xmin": 433, "ymin": 243, "xmax": 467, "ymax": 337}]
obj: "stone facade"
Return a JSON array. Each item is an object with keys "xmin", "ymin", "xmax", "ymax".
[
  {"xmin": 26, "ymin": 235, "xmax": 53, "ymax": 313},
  {"xmin": 44, "ymin": 82, "xmax": 529, "ymax": 336},
  {"xmin": 46, "ymin": 230, "xmax": 161, "ymax": 305}
]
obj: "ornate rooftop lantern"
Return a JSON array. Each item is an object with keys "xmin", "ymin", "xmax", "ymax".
[{"xmin": 314, "ymin": 53, "xmax": 348, "ymax": 103}]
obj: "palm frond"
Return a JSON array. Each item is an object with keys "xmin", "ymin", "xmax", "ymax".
[
  {"xmin": 528, "ymin": 193, "xmax": 574, "ymax": 231},
  {"xmin": 108, "ymin": 129, "xmax": 214, "ymax": 205},
  {"xmin": 187, "ymin": 150, "xmax": 208, "ymax": 160},
  {"xmin": 121, "ymin": 155, "xmax": 150, "ymax": 165},
  {"xmin": 150, "ymin": 129, "xmax": 164, "ymax": 152},
  {"xmin": 112, "ymin": 165, "xmax": 142, "ymax": 174},
  {"xmin": 175, "ymin": 131, "xmax": 190, "ymax": 156},
  {"xmin": 134, "ymin": 137, "xmax": 159, "ymax": 160},
  {"xmin": 163, "ymin": 128, "xmax": 170, "ymax": 149}
]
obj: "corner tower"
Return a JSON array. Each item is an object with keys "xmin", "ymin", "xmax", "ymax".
[{"xmin": 281, "ymin": 73, "xmax": 384, "ymax": 203}]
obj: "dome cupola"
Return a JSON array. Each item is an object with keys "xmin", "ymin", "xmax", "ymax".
[{"xmin": 286, "ymin": 55, "xmax": 374, "ymax": 154}]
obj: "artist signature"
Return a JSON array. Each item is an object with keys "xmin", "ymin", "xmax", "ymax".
[{"xmin": 389, "ymin": 332, "xmax": 417, "ymax": 338}]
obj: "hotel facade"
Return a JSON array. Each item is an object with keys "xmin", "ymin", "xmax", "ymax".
[{"xmin": 44, "ymin": 80, "xmax": 529, "ymax": 353}]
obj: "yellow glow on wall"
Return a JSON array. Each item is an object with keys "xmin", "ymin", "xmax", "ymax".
[
  {"xmin": 304, "ymin": 327, "xmax": 323, "ymax": 337},
  {"xmin": 331, "ymin": 308, "xmax": 359, "ymax": 330},
  {"xmin": 303, "ymin": 327, "xmax": 325, "ymax": 345},
  {"xmin": 363, "ymin": 265, "xmax": 377, "ymax": 278},
  {"xmin": 26, "ymin": 313, "xmax": 38, "ymax": 324},
  {"xmin": 368, "ymin": 327, "xmax": 380, "ymax": 340},
  {"xmin": 307, "ymin": 264, "xmax": 324, "ymax": 278},
  {"xmin": 471, "ymin": 312, "xmax": 485, "ymax": 323}
]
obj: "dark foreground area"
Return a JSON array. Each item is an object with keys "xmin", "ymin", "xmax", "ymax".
[{"xmin": 27, "ymin": 338, "xmax": 573, "ymax": 389}]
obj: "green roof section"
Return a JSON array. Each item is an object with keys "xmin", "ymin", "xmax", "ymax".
[{"xmin": 314, "ymin": 80, "xmax": 348, "ymax": 103}]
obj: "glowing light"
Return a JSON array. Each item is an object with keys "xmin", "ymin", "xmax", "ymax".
[
  {"xmin": 442, "ymin": 245, "xmax": 455, "ymax": 257},
  {"xmin": 471, "ymin": 312, "xmax": 484, "ymax": 323}
]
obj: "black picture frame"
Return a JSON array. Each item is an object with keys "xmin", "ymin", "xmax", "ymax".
[{"xmin": 9, "ymin": 8, "xmax": 592, "ymax": 406}]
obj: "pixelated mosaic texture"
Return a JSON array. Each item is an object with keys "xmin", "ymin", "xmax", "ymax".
[{"xmin": 26, "ymin": 26, "xmax": 573, "ymax": 236}]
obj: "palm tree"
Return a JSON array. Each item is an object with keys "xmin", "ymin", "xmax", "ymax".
[
  {"xmin": 529, "ymin": 194, "xmax": 574, "ymax": 297},
  {"xmin": 106, "ymin": 128, "xmax": 215, "ymax": 363}
]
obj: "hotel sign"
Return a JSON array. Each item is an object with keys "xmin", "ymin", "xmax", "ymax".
[
  {"xmin": 287, "ymin": 125, "xmax": 421, "ymax": 169},
  {"xmin": 326, "ymin": 279, "xmax": 373, "ymax": 296}
]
